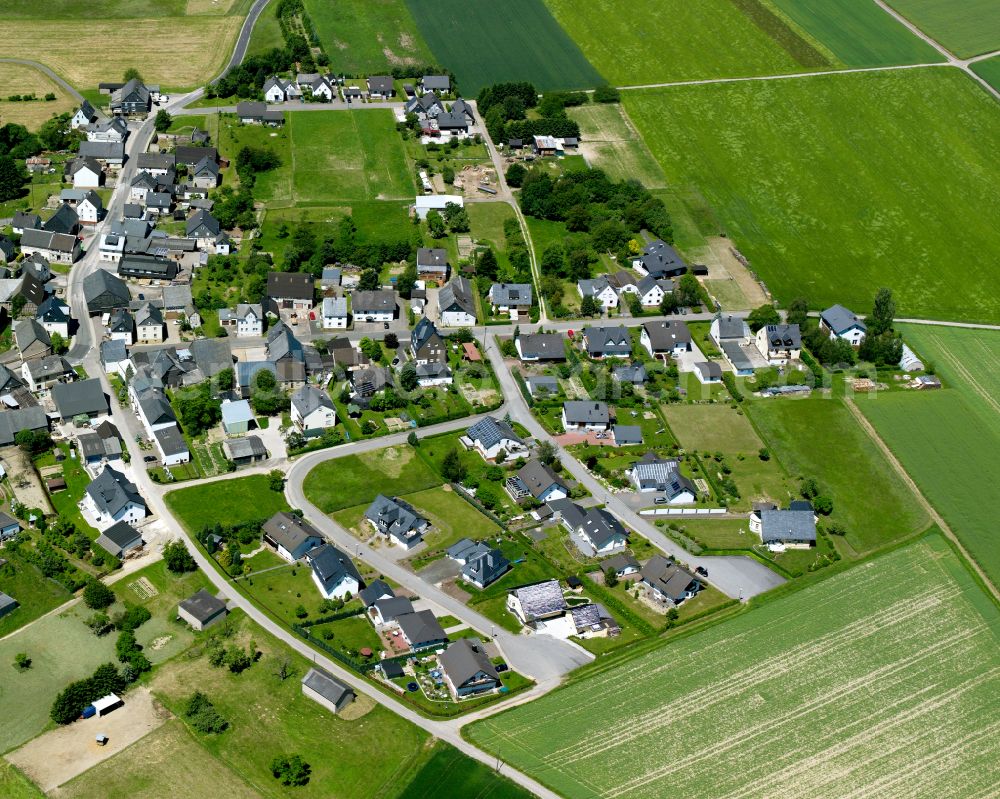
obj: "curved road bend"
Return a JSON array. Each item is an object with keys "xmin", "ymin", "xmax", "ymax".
[{"xmin": 0, "ymin": 59, "xmax": 86, "ymax": 103}]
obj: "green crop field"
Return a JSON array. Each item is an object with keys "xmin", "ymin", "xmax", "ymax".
[
  {"xmin": 405, "ymin": 0, "xmax": 604, "ymax": 96},
  {"xmin": 304, "ymin": 0, "xmax": 435, "ymax": 75},
  {"xmin": 165, "ymin": 474, "xmax": 291, "ymax": 533},
  {"xmin": 768, "ymin": 0, "xmax": 944, "ymax": 66},
  {"xmin": 396, "ymin": 741, "xmax": 532, "ymax": 798},
  {"xmin": 469, "ymin": 534, "xmax": 1000, "ymax": 799},
  {"xmin": 747, "ymin": 396, "xmax": 928, "ymax": 554},
  {"xmin": 2, "ymin": 0, "xmax": 251, "ymax": 18},
  {"xmin": 288, "ymin": 111, "xmax": 415, "ymax": 203},
  {"xmin": 886, "ymin": 0, "xmax": 1000, "ymax": 57},
  {"xmin": 972, "ymin": 54, "xmax": 1000, "ymax": 91},
  {"xmin": 303, "ymin": 446, "xmax": 441, "ymax": 513},
  {"xmin": 857, "ymin": 325, "xmax": 1000, "ymax": 587},
  {"xmin": 624, "ymin": 69, "xmax": 1000, "ymax": 322},
  {"xmin": 546, "ymin": 0, "xmax": 831, "ymax": 87},
  {"xmin": 567, "ymin": 104, "xmax": 666, "ymax": 188}
]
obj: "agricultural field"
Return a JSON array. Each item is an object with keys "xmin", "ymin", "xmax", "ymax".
[
  {"xmin": 287, "ymin": 111, "xmax": 416, "ymax": 203},
  {"xmin": 747, "ymin": 396, "xmax": 928, "ymax": 555},
  {"xmin": 0, "ymin": 63, "xmax": 76, "ymax": 129},
  {"xmin": 469, "ymin": 534, "xmax": 1000, "ymax": 799},
  {"xmin": 0, "ymin": 763, "xmax": 43, "ymax": 799},
  {"xmin": 3, "ymin": 0, "xmax": 250, "ymax": 17},
  {"xmin": 395, "ymin": 741, "xmax": 533, "ymax": 799},
  {"xmin": 566, "ymin": 104, "xmax": 666, "ymax": 188},
  {"xmin": 972, "ymin": 54, "xmax": 1000, "ymax": 91},
  {"xmin": 886, "ymin": 0, "xmax": 1000, "ymax": 57},
  {"xmin": 164, "ymin": 474, "xmax": 291, "ymax": 533},
  {"xmin": 304, "ymin": 0, "xmax": 435, "ymax": 75},
  {"xmin": 404, "ymin": 0, "xmax": 604, "ymax": 96},
  {"xmin": 768, "ymin": 0, "xmax": 944, "ymax": 66},
  {"xmin": 624, "ymin": 69, "xmax": 1000, "ymax": 322},
  {"xmin": 546, "ymin": 0, "xmax": 831, "ymax": 87},
  {"xmin": 857, "ymin": 325, "xmax": 1000, "ymax": 587}
]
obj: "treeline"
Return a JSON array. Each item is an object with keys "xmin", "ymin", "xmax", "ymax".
[
  {"xmin": 208, "ymin": 48, "xmax": 295, "ymax": 100},
  {"xmin": 276, "ymin": 0, "xmax": 327, "ymax": 73},
  {"xmin": 478, "ymin": 82, "xmax": 581, "ymax": 144},
  {"xmin": 276, "ymin": 215, "xmax": 417, "ymax": 277},
  {"xmin": 0, "ymin": 115, "xmax": 76, "ymax": 202}
]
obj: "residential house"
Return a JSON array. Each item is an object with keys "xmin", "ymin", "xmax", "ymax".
[
  {"xmin": 267, "ymin": 271, "xmax": 314, "ymax": 312},
  {"xmin": 750, "ymin": 502, "xmax": 817, "ymax": 547},
  {"xmin": 416, "ymin": 248, "xmax": 448, "ymax": 282},
  {"xmin": 416, "ymin": 362, "xmax": 453, "ymax": 387},
  {"xmin": 359, "ymin": 580, "xmax": 394, "ymax": 609},
  {"xmin": 296, "ymin": 73, "xmax": 332, "ymax": 100},
  {"xmin": 83, "ymin": 465, "xmax": 145, "ymax": 531},
  {"xmin": 11, "ymin": 212, "xmax": 42, "ymax": 235},
  {"xmin": 754, "ymin": 324, "xmax": 801, "ymax": 364},
  {"xmin": 439, "ymin": 639, "xmax": 500, "ymax": 699},
  {"xmin": 0, "ymin": 512, "xmax": 21, "ymax": 541},
  {"xmin": 561, "ymin": 400, "xmax": 611, "ymax": 432},
  {"xmin": 820, "ymin": 304, "xmax": 867, "ymax": 346},
  {"xmin": 108, "ymin": 308, "xmax": 134, "ymax": 345},
  {"xmin": 364, "ymin": 494, "xmax": 428, "ymax": 549},
  {"xmin": 111, "ymin": 79, "xmax": 151, "ymax": 115},
  {"xmin": 366, "ymin": 76, "xmax": 395, "ymax": 99},
  {"xmin": 506, "ymin": 459, "xmax": 568, "ymax": 503},
  {"xmin": 266, "ymin": 321, "xmax": 307, "ymax": 386},
  {"xmin": 263, "ymin": 76, "xmax": 291, "ymax": 103},
  {"xmin": 576, "ymin": 507, "xmax": 629, "ymax": 555},
  {"xmin": 218, "ymin": 303, "xmax": 263, "ymax": 337},
  {"xmin": 711, "ymin": 314, "xmax": 752, "ymax": 350},
  {"xmin": 35, "ymin": 296, "xmax": 71, "ymax": 339},
  {"xmin": 461, "ymin": 548, "xmax": 510, "ymax": 589},
  {"xmin": 19, "ymin": 229, "xmax": 81, "ymax": 265},
  {"xmin": 85, "ymin": 117, "xmax": 128, "ymax": 143},
  {"xmin": 601, "ymin": 553, "xmax": 640, "ymax": 579},
  {"xmin": 21, "ymin": 355, "xmax": 74, "ymax": 393},
  {"xmin": 352, "ymin": 289, "xmax": 396, "ymax": 322},
  {"xmin": 72, "ymin": 191, "xmax": 103, "ymax": 224},
  {"xmin": 515, "ymin": 332, "xmax": 565, "ymax": 362},
  {"xmin": 262, "ymin": 512, "xmax": 323, "ymax": 563},
  {"xmin": 235, "ymin": 101, "xmax": 284, "ymax": 126},
  {"xmin": 117, "ymin": 254, "xmax": 177, "ymax": 281},
  {"xmin": 635, "ymin": 274, "xmax": 669, "ymax": 307},
  {"xmin": 406, "ymin": 92, "xmax": 443, "ymax": 119},
  {"xmin": 77, "ymin": 141, "xmax": 125, "ymax": 166},
  {"xmin": 525, "ymin": 375, "xmax": 559, "ymax": 398},
  {"xmin": 410, "ymin": 317, "xmax": 446, "ymax": 364},
  {"xmin": 506, "ymin": 580, "xmax": 567, "ymax": 626},
  {"xmin": 222, "ymin": 435, "xmax": 268, "ymax": 466},
  {"xmin": 14, "ymin": 320, "xmax": 51, "ymax": 360},
  {"xmin": 308, "ymin": 544, "xmax": 362, "ymax": 600},
  {"xmin": 134, "ymin": 302, "xmax": 165, "ymax": 344},
  {"xmin": 136, "ymin": 153, "xmax": 175, "ymax": 176},
  {"xmin": 71, "ymin": 100, "xmax": 99, "ymax": 129},
  {"xmin": 351, "ymin": 364, "xmax": 391, "ymax": 398},
  {"xmin": 465, "ymin": 416, "xmax": 526, "ymax": 461},
  {"xmin": 177, "ymin": 589, "xmax": 228, "ymax": 631},
  {"xmin": 290, "ymin": 385, "xmax": 337, "ymax": 437},
  {"xmin": 612, "ymin": 424, "xmax": 643, "ymax": 446},
  {"xmin": 190, "ymin": 156, "xmax": 220, "ymax": 188},
  {"xmin": 438, "ymin": 276, "xmax": 476, "ymax": 327},
  {"xmin": 100, "ymin": 340, "xmax": 130, "ymax": 377},
  {"xmin": 577, "ymin": 276, "xmax": 619, "ymax": 310},
  {"xmin": 612, "ymin": 363, "xmax": 647, "ymax": 386},
  {"xmin": 488, "ymin": 283, "xmax": 532, "ymax": 319},
  {"xmin": 186, "ymin": 209, "xmax": 221, "ymax": 247},
  {"xmin": 369, "ymin": 596, "xmax": 414, "ymax": 627},
  {"xmin": 67, "ymin": 157, "xmax": 103, "ymax": 188},
  {"xmin": 95, "ymin": 521, "xmax": 143, "ymax": 559},
  {"xmin": 220, "ymin": 399, "xmax": 254, "ymax": 436},
  {"xmin": 632, "ymin": 239, "xmax": 687, "ymax": 278},
  {"xmin": 421, "ymin": 75, "xmax": 450, "ymax": 94},
  {"xmin": 301, "ymin": 668, "xmax": 355, "ymax": 715},
  {"xmin": 321, "ymin": 296, "xmax": 347, "ymax": 329},
  {"xmin": 51, "ymin": 377, "xmax": 108, "ymax": 422},
  {"xmin": 694, "ymin": 361, "xmax": 722, "ymax": 384},
  {"xmin": 582, "ymin": 325, "xmax": 632, "ymax": 359},
  {"xmin": 640, "ymin": 320, "xmax": 692, "ymax": 360},
  {"xmin": 397, "ymin": 609, "xmax": 447, "ymax": 651},
  {"xmin": 626, "ymin": 452, "xmax": 696, "ymax": 503},
  {"xmin": 321, "ymin": 267, "xmax": 341, "ymax": 289},
  {"xmin": 641, "ymin": 556, "xmax": 701, "ymax": 605}
]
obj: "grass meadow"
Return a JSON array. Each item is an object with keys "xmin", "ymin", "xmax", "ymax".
[
  {"xmin": 567, "ymin": 104, "xmax": 666, "ymax": 188},
  {"xmin": 304, "ymin": 0, "xmax": 435, "ymax": 75},
  {"xmin": 624, "ymin": 69, "xmax": 1000, "ymax": 322},
  {"xmin": 0, "ymin": 63, "xmax": 76, "ymax": 130},
  {"xmin": 857, "ymin": 325, "xmax": 1000, "ymax": 587},
  {"xmin": 885, "ymin": 0, "xmax": 1000, "ymax": 57},
  {"xmin": 0, "ymin": 556, "xmax": 73, "ymax": 639},
  {"xmin": 469, "ymin": 534, "xmax": 1000, "ymax": 799},
  {"xmin": 0, "ymin": 763, "xmax": 43, "ymax": 799},
  {"xmin": 972, "ymin": 55, "xmax": 1000, "ymax": 91},
  {"xmin": 404, "ymin": 0, "xmax": 604, "ymax": 95},
  {"xmin": 164, "ymin": 474, "xmax": 291, "ymax": 533}
]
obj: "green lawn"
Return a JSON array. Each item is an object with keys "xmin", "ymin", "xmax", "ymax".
[
  {"xmin": 403, "ymin": 486, "xmax": 502, "ymax": 553},
  {"xmin": 747, "ymin": 396, "xmax": 928, "ymax": 554},
  {"xmin": 972, "ymin": 54, "xmax": 1000, "ymax": 91},
  {"xmin": 245, "ymin": 0, "xmax": 284, "ymax": 57},
  {"xmin": 468, "ymin": 202, "xmax": 515, "ymax": 248},
  {"xmin": 258, "ymin": 201, "xmax": 413, "ymax": 255},
  {"xmin": 885, "ymin": 0, "xmax": 1000, "ymax": 57},
  {"xmin": 469, "ymin": 534, "xmax": 1000, "ymax": 799},
  {"xmin": 567, "ymin": 103, "xmax": 666, "ymax": 189},
  {"xmin": 287, "ymin": 111, "xmax": 415, "ymax": 204},
  {"xmin": 221, "ymin": 116, "xmax": 292, "ymax": 202},
  {"xmin": 405, "ymin": 0, "xmax": 604, "ymax": 95},
  {"xmin": 164, "ymin": 475, "xmax": 291, "ymax": 534},
  {"xmin": 303, "ymin": 447, "xmax": 441, "ymax": 513},
  {"xmin": 304, "ymin": 0, "xmax": 435, "ymax": 75},
  {"xmin": 0, "ymin": 763, "xmax": 44, "ymax": 799},
  {"xmin": 0, "ymin": 554, "xmax": 73, "ymax": 638},
  {"xmin": 624, "ymin": 68, "xmax": 1000, "ymax": 323},
  {"xmin": 242, "ymin": 562, "xmax": 357, "ymax": 626}
]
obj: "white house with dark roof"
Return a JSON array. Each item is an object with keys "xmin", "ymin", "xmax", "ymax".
[
  {"xmin": 641, "ymin": 320, "xmax": 692, "ymax": 360},
  {"xmin": 626, "ymin": 452, "xmax": 696, "ymax": 503},
  {"xmin": 694, "ymin": 361, "xmax": 723, "ymax": 384},
  {"xmin": 291, "ymin": 385, "xmax": 337, "ymax": 437},
  {"xmin": 367, "ymin": 76, "xmax": 396, "ymax": 98},
  {"xmin": 416, "ymin": 362, "xmax": 453, "ymax": 387},
  {"xmin": 352, "ymin": 290, "xmax": 396, "ymax": 322},
  {"xmin": 750, "ymin": 503, "xmax": 816, "ymax": 548},
  {"xmin": 218, "ymin": 303, "xmax": 263, "ymax": 337},
  {"xmin": 416, "ymin": 247, "xmax": 449, "ymax": 282},
  {"xmin": 515, "ymin": 333, "xmax": 565, "ymax": 362},
  {"xmin": 364, "ymin": 495, "xmax": 428, "ymax": 549},
  {"xmin": 576, "ymin": 507, "xmax": 629, "ymax": 555},
  {"xmin": 308, "ymin": 543, "xmax": 362, "ymax": 600},
  {"xmin": 506, "ymin": 459, "xmax": 568, "ymax": 503},
  {"xmin": 488, "ymin": 283, "xmax": 532, "ymax": 319},
  {"xmin": 262, "ymin": 512, "xmax": 323, "ymax": 563},
  {"xmin": 754, "ymin": 324, "xmax": 801, "ymax": 364},
  {"xmin": 83, "ymin": 465, "xmax": 146, "ymax": 531},
  {"xmin": 438, "ymin": 638, "xmax": 500, "ymax": 699},
  {"xmin": 506, "ymin": 580, "xmax": 567, "ymax": 626},
  {"xmin": 632, "ymin": 239, "xmax": 687, "ymax": 278},
  {"xmin": 820, "ymin": 304, "xmax": 866, "ymax": 346},
  {"xmin": 577, "ymin": 276, "xmax": 619, "ymax": 310},
  {"xmin": 321, "ymin": 296, "xmax": 348, "ymax": 329},
  {"xmin": 465, "ymin": 416, "xmax": 526, "ymax": 461},
  {"xmin": 562, "ymin": 400, "xmax": 610, "ymax": 432},
  {"xmin": 582, "ymin": 326, "xmax": 632, "ymax": 359},
  {"xmin": 438, "ymin": 276, "xmax": 476, "ymax": 327},
  {"xmin": 641, "ymin": 556, "xmax": 700, "ymax": 605}
]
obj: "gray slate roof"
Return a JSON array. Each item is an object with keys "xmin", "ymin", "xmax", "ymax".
[
  {"xmin": 462, "ymin": 548, "xmax": 510, "ymax": 587},
  {"xmin": 291, "ymin": 384, "xmax": 335, "ymax": 417},
  {"xmin": 396, "ymin": 609, "xmax": 446, "ymax": 646},
  {"xmin": 563, "ymin": 400, "xmax": 610, "ymax": 425},
  {"xmin": 761, "ymin": 324, "xmax": 802, "ymax": 349},
  {"xmin": 179, "ymin": 589, "xmax": 227, "ymax": 624},
  {"xmin": 302, "ymin": 667, "xmax": 353, "ymax": 707},
  {"xmin": 262, "ymin": 511, "xmax": 321, "ymax": 554},
  {"xmin": 439, "ymin": 638, "xmax": 499, "ymax": 688},
  {"xmin": 489, "ymin": 283, "xmax": 532, "ymax": 307},
  {"xmin": 643, "ymin": 320, "xmax": 692, "ymax": 351},
  {"xmin": 439, "ymin": 276, "xmax": 475, "ymax": 316},
  {"xmin": 517, "ymin": 333, "xmax": 565, "ymax": 360},
  {"xmin": 583, "ymin": 325, "xmax": 631, "ymax": 357},
  {"xmin": 309, "ymin": 543, "xmax": 362, "ymax": 588},
  {"xmin": 516, "ymin": 459, "xmax": 566, "ymax": 499},
  {"xmin": 52, "ymin": 378, "xmax": 107, "ymax": 419},
  {"xmin": 714, "ymin": 315, "xmax": 749, "ymax": 341},
  {"xmin": 467, "ymin": 416, "xmax": 521, "ymax": 450},
  {"xmin": 760, "ymin": 508, "xmax": 816, "ymax": 544},
  {"xmin": 636, "ymin": 239, "xmax": 686, "ymax": 277},
  {"xmin": 85, "ymin": 465, "xmax": 143, "ymax": 516},
  {"xmin": 510, "ymin": 580, "xmax": 566, "ymax": 620},
  {"xmin": 821, "ymin": 304, "xmax": 866, "ymax": 335}
]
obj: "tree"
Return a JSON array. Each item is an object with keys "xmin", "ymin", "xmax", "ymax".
[
  {"xmin": 163, "ymin": 540, "xmax": 197, "ymax": 573},
  {"xmin": 659, "ymin": 292, "xmax": 678, "ymax": 315},
  {"xmin": 123, "ymin": 68, "xmax": 144, "ymax": 82},
  {"xmin": 869, "ymin": 287, "xmax": 895, "ymax": 336},
  {"xmin": 477, "ymin": 248, "xmax": 499, "ymax": 281},
  {"xmin": 747, "ymin": 304, "xmax": 781, "ymax": 333},
  {"xmin": 224, "ymin": 645, "xmax": 253, "ymax": 674},
  {"xmin": 13, "ymin": 652, "xmax": 31, "ymax": 671},
  {"xmin": 537, "ymin": 440, "xmax": 558, "ymax": 466},
  {"xmin": 271, "ymin": 754, "xmax": 311, "ymax": 787},
  {"xmin": 592, "ymin": 85, "xmax": 620, "ymax": 103},
  {"xmin": 400, "ymin": 361, "xmax": 418, "ymax": 392},
  {"xmin": 786, "ymin": 297, "xmax": 809, "ymax": 327},
  {"xmin": 50, "ymin": 331, "xmax": 68, "ymax": 355},
  {"xmin": 441, "ymin": 448, "xmax": 467, "ymax": 482},
  {"xmin": 15, "ymin": 428, "xmax": 51, "ymax": 456},
  {"xmin": 540, "ymin": 243, "xmax": 566, "ymax": 276},
  {"xmin": 153, "ymin": 109, "xmax": 172, "ymax": 133},
  {"xmin": 83, "ymin": 580, "xmax": 115, "ymax": 610},
  {"xmin": 358, "ymin": 337, "xmax": 383, "ymax": 362},
  {"xmin": 800, "ymin": 477, "xmax": 820, "ymax": 500},
  {"xmin": 184, "ymin": 691, "xmax": 229, "ymax": 733},
  {"xmin": 426, "ymin": 210, "xmax": 447, "ymax": 239},
  {"xmin": 505, "ymin": 162, "xmax": 526, "ymax": 188},
  {"xmin": 605, "ymin": 570, "xmax": 619, "ymax": 588},
  {"xmin": 358, "ymin": 268, "xmax": 380, "ymax": 291},
  {"xmin": 407, "ymin": 430, "xmax": 419, "ymax": 447},
  {"xmin": 268, "ymin": 470, "xmax": 285, "ymax": 492},
  {"xmin": 274, "ymin": 656, "xmax": 294, "ymax": 682},
  {"xmin": 626, "ymin": 293, "xmax": 643, "ymax": 317},
  {"xmin": 441, "ymin": 165, "xmax": 455, "ymax": 184},
  {"xmin": 216, "ymin": 367, "xmax": 235, "ymax": 392},
  {"xmin": 0, "ymin": 154, "xmax": 26, "ymax": 202},
  {"xmin": 384, "ymin": 332, "xmax": 399, "ymax": 349},
  {"xmin": 452, "ymin": 327, "xmax": 474, "ymax": 344},
  {"xmin": 579, "ymin": 295, "xmax": 600, "ymax": 317},
  {"xmin": 814, "ymin": 495, "xmax": 834, "ymax": 515}
]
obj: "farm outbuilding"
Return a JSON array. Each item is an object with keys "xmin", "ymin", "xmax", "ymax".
[
  {"xmin": 301, "ymin": 667, "xmax": 355, "ymax": 715},
  {"xmin": 177, "ymin": 589, "xmax": 228, "ymax": 631},
  {"xmin": 92, "ymin": 694, "xmax": 124, "ymax": 717}
]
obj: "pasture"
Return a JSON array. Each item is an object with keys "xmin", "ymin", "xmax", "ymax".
[
  {"xmin": 546, "ymin": 0, "xmax": 828, "ymax": 87},
  {"xmin": 405, "ymin": 0, "xmax": 604, "ymax": 95},
  {"xmin": 304, "ymin": 0, "xmax": 434, "ymax": 75},
  {"xmin": 164, "ymin": 474, "xmax": 291, "ymax": 533},
  {"xmin": 972, "ymin": 54, "xmax": 1000, "ymax": 91},
  {"xmin": 747, "ymin": 396, "xmax": 927, "ymax": 554},
  {"xmin": 469, "ymin": 535, "xmax": 1000, "ymax": 799},
  {"xmin": 0, "ymin": 63, "xmax": 76, "ymax": 130},
  {"xmin": 567, "ymin": 103, "xmax": 666, "ymax": 188},
  {"xmin": 287, "ymin": 111, "xmax": 415, "ymax": 203},
  {"xmin": 768, "ymin": 0, "xmax": 943, "ymax": 65},
  {"xmin": 624, "ymin": 69, "xmax": 1000, "ymax": 322},
  {"xmin": 885, "ymin": 0, "xmax": 1000, "ymax": 57}
]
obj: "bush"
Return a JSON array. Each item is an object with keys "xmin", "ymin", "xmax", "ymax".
[
  {"xmin": 184, "ymin": 691, "xmax": 229, "ymax": 733},
  {"xmin": 116, "ymin": 605, "xmax": 152, "ymax": 632},
  {"xmin": 271, "ymin": 754, "xmax": 311, "ymax": 787},
  {"xmin": 163, "ymin": 540, "xmax": 197, "ymax": 573},
  {"xmin": 593, "ymin": 85, "xmax": 620, "ymax": 103},
  {"xmin": 14, "ymin": 652, "xmax": 31, "ymax": 671},
  {"xmin": 813, "ymin": 495, "xmax": 834, "ymax": 515},
  {"xmin": 83, "ymin": 579, "xmax": 115, "ymax": 610}
]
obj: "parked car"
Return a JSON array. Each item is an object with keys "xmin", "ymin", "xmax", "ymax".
[
  {"xmin": 695, "ymin": 566, "xmax": 708, "ymax": 577},
  {"xmin": 143, "ymin": 455, "xmax": 157, "ymax": 463},
  {"xmin": 653, "ymin": 497, "xmax": 667, "ymax": 504}
]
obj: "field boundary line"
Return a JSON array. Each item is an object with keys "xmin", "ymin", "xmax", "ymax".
[{"xmin": 844, "ymin": 397, "xmax": 999, "ymax": 602}]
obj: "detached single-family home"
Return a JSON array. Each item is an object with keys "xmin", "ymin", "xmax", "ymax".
[
  {"xmin": 693, "ymin": 361, "xmax": 723, "ymax": 384},
  {"xmin": 301, "ymin": 667, "xmax": 355, "ymax": 715},
  {"xmin": 352, "ymin": 290, "xmax": 396, "ymax": 322},
  {"xmin": 365, "ymin": 494, "xmax": 428, "ymax": 549},
  {"xmin": 488, "ymin": 283, "xmax": 532, "ymax": 319},
  {"xmin": 461, "ymin": 548, "xmax": 510, "ymax": 588},
  {"xmin": 421, "ymin": 75, "xmax": 450, "ymax": 94},
  {"xmin": 0, "ymin": 512, "xmax": 21, "ymax": 541},
  {"xmin": 351, "ymin": 364, "xmax": 391, "ymax": 398},
  {"xmin": 820, "ymin": 304, "xmax": 867, "ymax": 346},
  {"xmin": 111, "ymin": 78, "xmax": 151, "ymax": 115},
  {"xmin": 626, "ymin": 452, "xmax": 696, "ymax": 503},
  {"xmin": 83, "ymin": 465, "xmax": 145, "ymax": 531},
  {"xmin": 640, "ymin": 320, "xmax": 692, "ymax": 360},
  {"xmin": 635, "ymin": 274, "xmax": 667, "ymax": 307},
  {"xmin": 416, "ymin": 362, "xmax": 453, "ymax": 387},
  {"xmin": 525, "ymin": 375, "xmax": 559, "ymax": 398},
  {"xmin": 507, "ymin": 580, "xmax": 567, "ymax": 625},
  {"xmin": 190, "ymin": 156, "xmax": 220, "ymax": 189},
  {"xmin": 95, "ymin": 520, "xmax": 143, "ymax": 559},
  {"xmin": 308, "ymin": 544, "xmax": 362, "ymax": 600},
  {"xmin": 612, "ymin": 364, "xmax": 647, "ymax": 386},
  {"xmin": 754, "ymin": 324, "xmax": 801, "ymax": 364},
  {"xmin": 11, "ymin": 211, "xmax": 42, "ymax": 235},
  {"xmin": 750, "ymin": 502, "xmax": 817, "ymax": 547},
  {"xmin": 396, "ymin": 610, "xmax": 447, "ymax": 652},
  {"xmin": 68, "ymin": 157, "xmax": 104, "ymax": 188},
  {"xmin": 562, "ymin": 400, "xmax": 611, "ymax": 432},
  {"xmin": 641, "ymin": 556, "xmax": 701, "ymax": 605},
  {"xmin": 359, "ymin": 579, "xmax": 394, "ymax": 609},
  {"xmin": 466, "ymin": 416, "xmax": 526, "ymax": 461},
  {"xmin": 178, "ymin": 589, "xmax": 228, "ymax": 631},
  {"xmin": 506, "ymin": 459, "xmax": 568, "ymax": 503},
  {"xmin": 218, "ymin": 303, "xmax": 263, "ymax": 337},
  {"xmin": 263, "ymin": 76, "xmax": 292, "ymax": 103},
  {"xmin": 316, "ymin": 296, "xmax": 345, "ymax": 329},
  {"xmin": 71, "ymin": 100, "xmax": 99, "ymax": 129},
  {"xmin": 291, "ymin": 385, "xmax": 337, "ymax": 437},
  {"xmin": 85, "ymin": 117, "xmax": 128, "ymax": 143},
  {"xmin": 576, "ymin": 507, "xmax": 629, "ymax": 555},
  {"xmin": 601, "ymin": 553, "xmax": 640, "ymax": 579},
  {"xmin": 577, "ymin": 276, "xmax": 618, "ymax": 310},
  {"xmin": 369, "ymin": 596, "xmax": 414, "ymax": 627},
  {"xmin": 582, "ymin": 326, "xmax": 632, "ymax": 359},
  {"xmin": 21, "ymin": 355, "xmax": 74, "ymax": 393},
  {"xmin": 416, "ymin": 248, "xmax": 448, "ymax": 282},
  {"xmin": 632, "ymin": 239, "xmax": 687, "ymax": 278},
  {"xmin": 108, "ymin": 308, "xmax": 134, "ymax": 345},
  {"xmin": 267, "ymin": 271, "xmax": 314, "ymax": 312},
  {"xmin": 367, "ymin": 75, "xmax": 395, "ymax": 99},
  {"xmin": 411, "ymin": 317, "xmax": 446, "ymax": 364},
  {"xmin": 515, "ymin": 332, "xmax": 565, "ymax": 362},
  {"xmin": 236, "ymin": 101, "xmax": 284, "ymax": 126},
  {"xmin": 438, "ymin": 276, "xmax": 476, "ymax": 327},
  {"xmin": 439, "ymin": 638, "xmax": 500, "ymax": 699},
  {"xmin": 134, "ymin": 302, "xmax": 165, "ymax": 344},
  {"xmin": 297, "ymin": 73, "xmax": 332, "ymax": 100},
  {"xmin": 262, "ymin": 511, "xmax": 323, "ymax": 562}
]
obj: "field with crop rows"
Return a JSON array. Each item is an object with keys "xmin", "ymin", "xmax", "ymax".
[
  {"xmin": 858, "ymin": 325, "xmax": 1000, "ymax": 587},
  {"xmin": 469, "ymin": 535, "xmax": 1000, "ymax": 799},
  {"xmin": 886, "ymin": 0, "xmax": 1000, "ymax": 57},
  {"xmin": 624, "ymin": 69, "xmax": 1000, "ymax": 322},
  {"xmin": 405, "ymin": 0, "xmax": 603, "ymax": 96},
  {"xmin": 972, "ymin": 55, "xmax": 1000, "ymax": 91}
]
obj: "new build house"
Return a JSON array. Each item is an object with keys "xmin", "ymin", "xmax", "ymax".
[
  {"xmin": 562, "ymin": 401, "xmax": 611, "ymax": 432},
  {"xmin": 262, "ymin": 512, "xmax": 323, "ymax": 562}
]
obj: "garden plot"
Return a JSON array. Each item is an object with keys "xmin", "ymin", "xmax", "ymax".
[{"xmin": 469, "ymin": 534, "xmax": 1000, "ymax": 799}]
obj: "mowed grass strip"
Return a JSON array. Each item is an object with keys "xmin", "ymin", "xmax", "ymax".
[
  {"xmin": 405, "ymin": 0, "xmax": 604, "ymax": 96},
  {"xmin": 164, "ymin": 474, "xmax": 291, "ymax": 533},
  {"xmin": 0, "ymin": 763, "xmax": 44, "ymax": 799},
  {"xmin": 3, "ymin": 17, "xmax": 243, "ymax": 88},
  {"xmin": 768, "ymin": 0, "xmax": 944, "ymax": 66},
  {"xmin": 0, "ymin": 63, "xmax": 76, "ymax": 130},
  {"xmin": 304, "ymin": 0, "xmax": 434, "ymax": 75},
  {"xmin": 303, "ymin": 446, "xmax": 441, "ymax": 513},
  {"xmin": 566, "ymin": 104, "xmax": 666, "ymax": 188},
  {"xmin": 885, "ymin": 0, "xmax": 1000, "ymax": 57},
  {"xmin": 624, "ymin": 69, "xmax": 1000, "ymax": 322},
  {"xmin": 747, "ymin": 396, "xmax": 928, "ymax": 554},
  {"xmin": 469, "ymin": 534, "xmax": 1000, "ymax": 799}
]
